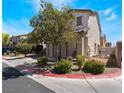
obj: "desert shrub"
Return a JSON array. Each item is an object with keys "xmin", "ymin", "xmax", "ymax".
[
  {"xmin": 76, "ymin": 55, "xmax": 85, "ymax": 70},
  {"xmin": 91, "ymin": 62, "xmax": 105, "ymax": 74},
  {"xmin": 83, "ymin": 60, "xmax": 105, "ymax": 74},
  {"xmin": 53, "ymin": 59, "xmax": 72, "ymax": 74},
  {"xmin": 15, "ymin": 43, "xmax": 33, "ymax": 56},
  {"xmin": 37, "ymin": 56, "xmax": 48, "ymax": 66},
  {"xmin": 83, "ymin": 60, "xmax": 95, "ymax": 73}
]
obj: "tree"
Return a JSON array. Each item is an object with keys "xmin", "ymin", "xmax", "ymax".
[
  {"xmin": 28, "ymin": 27, "xmax": 44, "ymax": 44},
  {"xmin": 2, "ymin": 32, "xmax": 10, "ymax": 46},
  {"xmin": 30, "ymin": 1, "xmax": 77, "ymax": 61}
]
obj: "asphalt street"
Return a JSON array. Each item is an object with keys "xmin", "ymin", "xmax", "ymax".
[{"xmin": 2, "ymin": 63, "xmax": 55, "ymax": 93}]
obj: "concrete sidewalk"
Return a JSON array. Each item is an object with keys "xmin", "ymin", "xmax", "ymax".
[{"xmin": 2, "ymin": 56, "xmax": 122, "ymax": 93}]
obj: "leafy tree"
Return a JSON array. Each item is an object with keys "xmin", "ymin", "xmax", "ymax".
[
  {"xmin": 28, "ymin": 27, "xmax": 44, "ymax": 44},
  {"xmin": 2, "ymin": 32, "xmax": 10, "ymax": 46},
  {"xmin": 30, "ymin": 1, "xmax": 77, "ymax": 61},
  {"xmin": 76, "ymin": 55, "xmax": 85, "ymax": 70}
]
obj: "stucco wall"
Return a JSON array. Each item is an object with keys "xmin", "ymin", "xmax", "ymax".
[
  {"xmin": 73, "ymin": 12, "xmax": 89, "ymax": 31},
  {"xmin": 115, "ymin": 42, "xmax": 122, "ymax": 67},
  {"xmin": 87, "ymin": 15, "xmax": 100, "ymax": 56},
  {"xmin": 61, "ymin": 43, "xmax": 66, "ymax": 58},
  {"xmin": 99, "ymin": 47, "xmax": 115, "ymax": 57},
  {"xmin": 67, "ymin": 41, "xmax": 77, "ymax": 57},
  {"xmin": 46, "ymin": 10, "xmax": 101, "ymax": 59}
]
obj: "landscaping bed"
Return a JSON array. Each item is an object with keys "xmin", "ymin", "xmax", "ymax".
[
  {"xmin": 71, "ymin": 64, "xmax": 121, "ymax": 74},
  {"xmin": 14, "ymin": 55, "xmax": 121, "ymax": 76},
  {"xmin": 3, "ymin": 54, "xmax": 121, "ymax": 79}
]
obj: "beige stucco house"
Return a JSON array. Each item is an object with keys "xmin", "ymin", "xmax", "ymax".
[
  {"xmin": 10, "ymin": 35, "xmax": 28, "ymax": 44},
  {"xmin": 46, "ymin": 9, "xmax": 101, "ymax": 59}
]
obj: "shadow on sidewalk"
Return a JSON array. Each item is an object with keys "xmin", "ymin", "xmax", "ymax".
[
  {"xmin": 105, "ymin": 57, "xmax": 117, "ymax": 68},
  {"xmin": 2, "ymin": 67, "xmax": 25, "ymax": 80}
]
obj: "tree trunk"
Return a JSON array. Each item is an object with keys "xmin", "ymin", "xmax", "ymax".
[
  {"xmin": 24, "ymin": 54, "xmax": 26, "ymax": 57},
  {"xmin": 55, "ymin": 44, "xmax": 59, "ymax": 62},
  {"xmin": 59, "ymin": 44, "xmax": 61, "ymax": 60}
]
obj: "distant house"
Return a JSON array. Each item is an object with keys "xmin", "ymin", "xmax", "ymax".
[
  {"xmin": 10, "ymin": 34, "xmax": 46, "ymax": 55},
  {"xmin": 105, "ymin": 42, "xmax": 112, "ymax": 48},
  {"xmin": 46, "ymin": 9, "xmax": 102, "ymax": 59},
  {"xmin": 99, "ymin": 34, "xmax": 113, "ymax": 57},
  {"xmin": 10, "ymin": 34, "xmax": 31, "ymax": 44},
  {"xmin": 100, "ymin": 34, "xmax": 106, "ymax": 48}
]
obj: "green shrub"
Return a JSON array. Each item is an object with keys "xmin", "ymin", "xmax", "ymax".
[
  {"xmin": 15, "ymin": 43, "xmax": 33, "ymax": 56},
  {"xmin": 83, "ymin": 60, "xmax": 94, "ymax": 73},
  {"xmin": 53, "ymin": 59, "xmax": 72, "ymax": 74},
  {"xmin": 37, "ymin": 56, "xmax": 48, "ymax": 66},
  {"xmin": 83, "ymin": 60, "xmax": 105, "ymax": 74},
  {"xmin": 76, "ymin": 55, "xmax": 85, "ymax": 70},
  {"xmin": 91, "ymin": 61, "xmax": 105, "ymax": 74}
]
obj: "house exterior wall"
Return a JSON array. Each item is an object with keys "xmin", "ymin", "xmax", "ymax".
[
  {"xmin": 99, "ymin": 47, "xmax": 115, "ymax": 57},
  {"xmin": 115, "ymin": 41, "xmax": 122, "ymax": 67},
  {"xmin": 46, "ymin": 10, "xmax": 101, "ymax": 59},
  {"xmin": 71, "ymin": 11, "xmax": 90, "ymax": 56},
  {"xmin": 77, "ymin": 37, "xmax": 83, "ymax": 55},
  {"xmin": 100, "ymin": 36, "xmax": 106, "ymax": 48},
  {"xmin": 61, "ymin": 43, "xmax": 66, "ymax": 58},
  {"xmin": 10, "ymin": 35, "xmax": 29, "ymax": 44},
  {"xmin": 72, "ymin": 11, "xmax": 90, "ymax": 31},
  {"xmin": 67, "ymin": 42, "xmax": 76, "ymax": 56},
  {"xmin": 87, "ymin": 14, "xmax": 101, "ymax": 56}
]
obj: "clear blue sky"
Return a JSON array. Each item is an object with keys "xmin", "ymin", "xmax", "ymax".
[{"xmin": 2, "ymin": 0, "xmax": 122, "ymax": 45}]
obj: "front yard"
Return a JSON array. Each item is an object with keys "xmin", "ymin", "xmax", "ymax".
[{"xmin": 3, "ymin": 53, "xmax": 121, "ymax": 76}]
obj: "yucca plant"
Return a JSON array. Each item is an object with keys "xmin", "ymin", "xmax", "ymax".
[{"xmin": 76, "ymin": 55, "xmax": 85, "ymax": 70}]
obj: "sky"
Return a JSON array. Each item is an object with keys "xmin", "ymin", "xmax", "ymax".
[{"xmin": 2, "ymin": 0, "xmax": 122, "ymax": 45}]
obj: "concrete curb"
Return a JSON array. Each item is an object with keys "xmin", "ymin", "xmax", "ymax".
[{"xmin": 44, "ymin": 70, "xmax": 121, "ymax": 79}]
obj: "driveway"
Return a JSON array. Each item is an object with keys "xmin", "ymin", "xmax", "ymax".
[
  {"xmin": 2, "ymin": 56, "xmax": 122, "ymax": 93},
  {"xmin": 2, "ymin": 63, "xmax": 55, "ymax": 93}
]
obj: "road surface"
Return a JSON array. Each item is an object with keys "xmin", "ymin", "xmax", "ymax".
[{"xmin": 2, "ymin": 63, "xmax": 55, "ymax": 93}]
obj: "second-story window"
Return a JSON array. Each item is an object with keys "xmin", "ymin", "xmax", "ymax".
[{"xmin": 76, "ymin": 16, "xmax": 82, "ymax": 26}]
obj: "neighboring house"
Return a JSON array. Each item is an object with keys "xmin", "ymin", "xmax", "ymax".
[
  {"xmin": 99, "ymin": 34, "xmax": 113, "ymax": 57},
  {"xmin": 46, "ymin": 9, "xmax": 101, "ymax": 59},
  {"xmin": 105, "ymin": 42, "xmax": 112, "ymax": 48},
  {"xmin": 10, "ymin": 34, "xmax": 31, "ymax": 44},
  {"xmin": 100, "ymin": 34, "xmax": 106, "ymax": 48},
  {"xmin": 10, "ymin": 34, "xmax": 46, "ymax": 55},
  {"xmin": 98, "ymin": 47, "xmax": 114, "ymax": 57}
]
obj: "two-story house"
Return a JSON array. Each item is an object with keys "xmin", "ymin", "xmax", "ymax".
[{"xmin": 46, "ymin": 9, "xmax": 101, "ymax": 59}]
